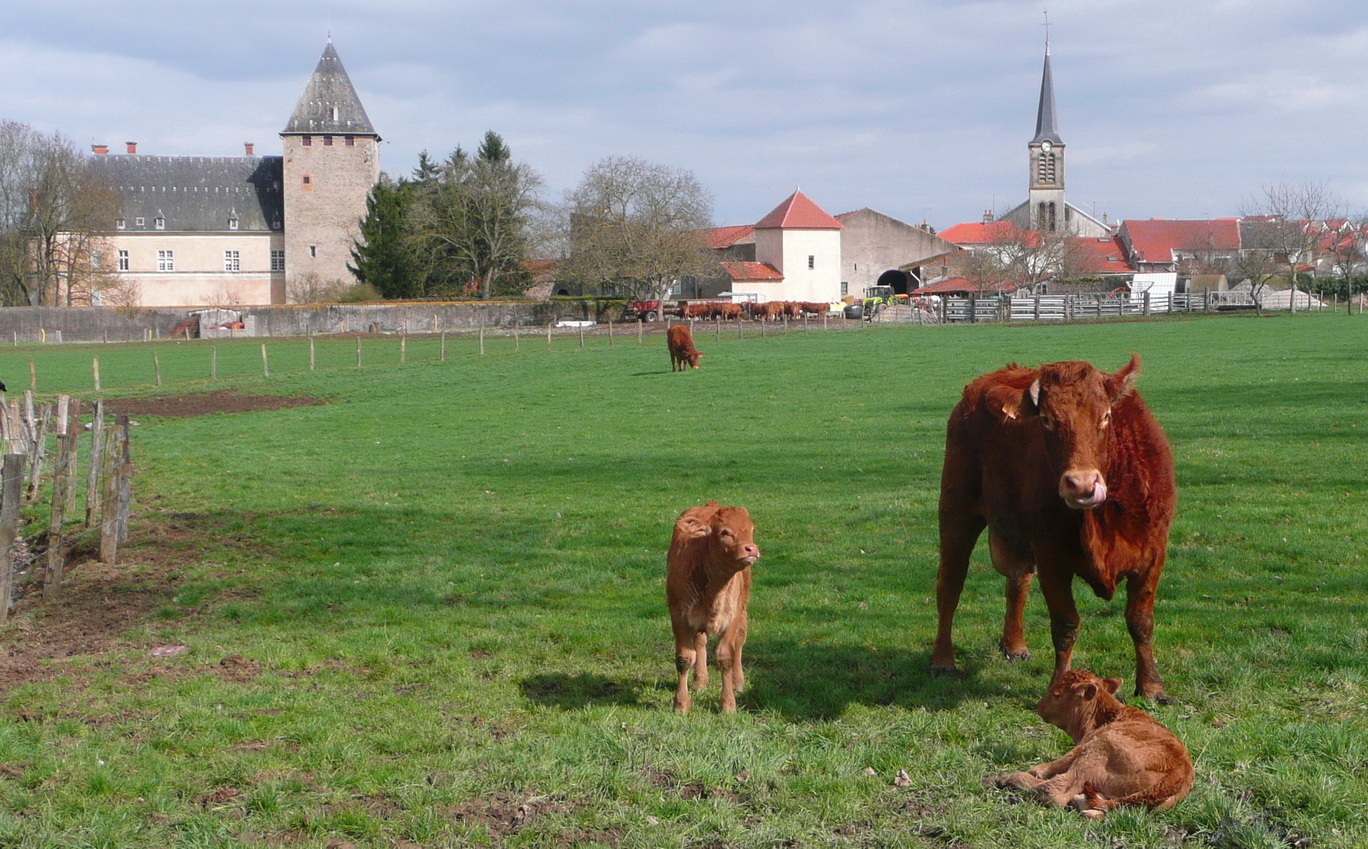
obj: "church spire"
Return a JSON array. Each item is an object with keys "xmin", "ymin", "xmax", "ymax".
[
  {"xmin": 1030, "ymin": 35, "xmax": 1062, "ymax": 145},
  {"xmin": 282, "ymin": 39, "xmax": 379, "ymax": 139}
]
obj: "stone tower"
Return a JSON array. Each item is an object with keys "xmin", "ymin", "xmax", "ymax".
[
  {"xmin": 281, "ymin": 38, "xmax": 380, "ymax": 293},
  {"xmin": 1027, "ymin": 40, "xmax": 1066, "ymax": 233}
]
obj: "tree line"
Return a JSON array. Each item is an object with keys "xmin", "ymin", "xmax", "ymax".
[{"xmin": 348, "ymin": 133, "xmax": 717, "ymax": 304}]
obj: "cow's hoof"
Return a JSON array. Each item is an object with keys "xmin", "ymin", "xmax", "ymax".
[
  {"xmin": 930, "ymin": 665, "xmax": 957, "ymax": 677},
  {"xmin": 1002, "ymin": 648, "xmax": 1031, "ymax": 662},
  {"xmin": 1138, "ymin": 687, "xmax": 1171, "ymax": 705},
  {"xmin": 1079, "ymin": 808, "xmax": 1105, "ymax": 820}
]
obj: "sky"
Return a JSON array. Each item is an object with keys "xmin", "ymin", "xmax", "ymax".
[{"xmin": 5, "ymin": 0, "xmax": 1367, "ymax": 231}]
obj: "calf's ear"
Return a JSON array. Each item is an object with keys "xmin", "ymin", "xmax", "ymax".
[
  {"xmin": 676, "ymin": 517, "xmax": 711, "ymax": 539},
  {"xmin": 1078, "ymin": 682, "xmax": 1099, "ymax": 701},
  {"xmin": 987, "ymin": 384, "xmax": 1028, "ymax": 421},
  {"xmin": 1102, "ymin": 677, "xmax": 1123, "ymax": 695}
]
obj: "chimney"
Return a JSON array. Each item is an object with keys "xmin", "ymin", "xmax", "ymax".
[
  {"xmin": 982, "ymin": 209, "xmax": 994, "ymax": 224},
  {"xmin": 91, "ymin": 144, "xmax": 109, "ymax": 155},
  {"xmin": 126, "ymin": 141, "xmax": 137, "ymax": 154},
  {"xmin": 244, "ymin": 142, "xmax": 255, "ymax": 156}
]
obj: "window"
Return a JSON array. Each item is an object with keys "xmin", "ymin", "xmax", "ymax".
[
  {"xmin": 157, "ymin": 250, "xmax": 174, "ymax": 272},
  {"xmin": 808, "ymin": 255, "xmax": 815, "ymax": 269},
  {"xmin": 228, "ymin": 216, "xmax": 239, "ymax": 230},
  {"xmin": 345, "ymin": 135, "xmax": 355, "ymax": 147},
  {"xmin": 323, "ymin": 135, "xmax": 333, "ymax": 146},
  {"xmin": 303, "ymin": 135, "xmax": 312, "ymax": 146},
  {"xmin": 271, "ymin": 249, "xmax": 285, "ymax": 272},
  {"xmin": 302, "ymin": 175, "xmax": 311, "ymax": 185},
  {"xmin": 154, "ymin": 216, "xmax": 165, "ymax": 230},
  {"xmin": 116, "ymin": 218, "xmax": 126, "ymax": 230},
  {"xmin": 117, "ymin": 250, "xmax": 129, "ymax": 272},
  {"xmin": 135, "ymin": 217, "xmax": 145, "ymax": 228},
  {"xmin": 1037, "ymin": 152, "xmax": 1057, "ymax": 184},
  {"xmin": 308, "ymin": 245, "xmax": 317, "ymax": 258},
  {"xmin": 840, "ymin": 281, "xmax": 848, "ymax": 296},
  {"xmin": 223, "ymin": 250, "xmax": 240, "ymax": 272}
]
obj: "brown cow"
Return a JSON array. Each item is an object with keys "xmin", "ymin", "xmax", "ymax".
[
  {"xmin": 682, "ymin": 302, "xmax": 713, "ymax": 319},
  {"xmin": 750, "ymin": 302, "xmax": 775, "ymax": 320},
  {"xmin": 931, "ymin": 354, "xmax": 1176, "ymax": 701},
  {"xmin": 990, "ymin": 670, "xmax": 1194, "ymax": 817},
  {"xmin": 799, "ymin": 301, "xmax": 827, "ymax": 317},
  {"xmin": 666, "ymin": 502, "xmax": 760, "ymax": 714},
  {"xmin": 667, "ymin": 324, "xmax": 702, "ymax": 371},
  {"xmin": 718, "ymin": 303, "xmax": 743, "ymax": 320}
]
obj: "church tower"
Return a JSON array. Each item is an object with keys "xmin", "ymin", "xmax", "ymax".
[
  {"xmin": 281, "ymin": 38, "xmax": 380, "ymax": 292},
  {"xmin": 1027, "ymin": 39, "xmax": 1067, "ymax": 232}
]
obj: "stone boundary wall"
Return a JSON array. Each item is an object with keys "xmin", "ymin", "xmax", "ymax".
[{"xmin": 0, "ymin": 301, "xmax": 607, "ymax": 343}]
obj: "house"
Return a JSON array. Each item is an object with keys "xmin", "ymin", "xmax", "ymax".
[
  {"xmin": 87, "ymin": 38, "xmax": 379, "ymax": 307},
  {"xmin": 703, "ymin": 190, "xmax": 843, "ymax": 304}
]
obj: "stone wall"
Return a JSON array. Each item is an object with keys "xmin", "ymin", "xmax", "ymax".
[{"xmin": 0, "ymin": 301, "xmax": 611, "ymax": 343}]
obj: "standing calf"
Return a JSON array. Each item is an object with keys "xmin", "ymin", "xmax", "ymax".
[
  {"xmin": 991, "ymin": 670, "xmax": 1194, "ymax": 817},
  {"xmin": 665, "ymin": 502, "xmax": 759, "ymax": 714},
  {"xmin": 667, "ymin": 324, "xmax": 702, "ymax": 371}
]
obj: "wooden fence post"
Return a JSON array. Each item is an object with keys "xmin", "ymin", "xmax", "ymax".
[
  {"xmin": 578, "ymin": 323, "xmax": 585, "ymax": 348},
  {"xmin": 93, "ymin": 356, "xmax": 101, "ymax": 391},
  {"xmin": 310, "ymin": 337, "xmax": 316, "ymax": 371},
  {"xmin": 356, "ymin": 338, "xmax": 362, "ymax": 368},
  {"xmin": 29, "ymin": 360, "xmax": 35, "ymax": 392},
  {"xmin": 261, "ymin": 343, "xmax": 270, "ymax": 377},
  {"xmin": 45, "ymin": 430, "xmax": 73, "ymax": 597},
  {"xmin": 64, "ymin": 399, "xmax": 80, "ymax": 513},
  {"xmin": 85, "ymin": 401, "xmax": 106, "ymax": 527},
  {"xmin": 401, "ymin": 334, "xmax": 407, "ymax": 364},
  {"xmin": 0, "ymin": 453, "xmax": 25, "ymax": 623},
  {"xmin": 638, "ymin": 320, "xmax": 643, "ymax": 344},
  {"xmin": 547, "ymin": 322, "xmax": 552, "ymax": 347},
  {"xmin": 608, "ymin": 319, "xmax": 614, "ymax": 347},
  {"xmin": 480, "ymin": 313, "xmax": 486, "ymax": 355},
  {"xmin": 715, "ymin": 316, "xmax": 721, "ymax": 341},
  {"xmin": 155, "ymin": 352, "xmax": 163, "ymax": 386},
  {"xmin": 440, "ymin": 331, "xmax": 447, "ymax": 361}
]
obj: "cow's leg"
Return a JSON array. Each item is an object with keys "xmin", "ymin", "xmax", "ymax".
[
  {"xmin": 1037, "ymin": 570, "xmax": 1081, "ymax": 684},
  {"xmin": 1125, "ymin": 565, "xmax": 1168, "ymax": 702},
  {"xmin": 989, "ymin": 533, "xmax": 1033, "ymax": 660},
  {"xmin": 931, "ymin": 480, "xmax": 985, "ymax": 674},
  {"xmin": 731, "ymin": 610, "xmax": 748, "ymax": 694},
  {"xmin": 672, "ymin": 622, "xmax": 698, "ymax": 714},
  {"xmin": 691, "ymin": 632, "xmax": 709, "ymax": 691},
  {"xmin": 1028, "ymin": 745, "xmax": 1083, "ymax": 779},
  {"xmin": 716, "ymin": 626, "xmax": 741, "ymax": 714}
]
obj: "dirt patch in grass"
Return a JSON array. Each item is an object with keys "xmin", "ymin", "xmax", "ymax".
[
  {"xmin": 0, "ymin": 556, "xmax": 175, "ymax": 693},
  {"xmin": 103, "ymin": 390, "xmax": 326, "ymax": 419}
]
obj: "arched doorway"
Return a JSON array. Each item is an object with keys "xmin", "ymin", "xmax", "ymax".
[{"xmin": 877, "ymin": 269, "xmax": 912, "ymax": 296}]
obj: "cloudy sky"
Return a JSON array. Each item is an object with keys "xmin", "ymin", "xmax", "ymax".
[{"xmin": 5, "ymin": 1, "xmax": 1366, "ymax": 230}]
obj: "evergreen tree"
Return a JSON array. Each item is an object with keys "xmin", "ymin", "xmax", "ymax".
[{"xmin": 348, "ymin": 176, "xmax": 417, "ymax": 298}]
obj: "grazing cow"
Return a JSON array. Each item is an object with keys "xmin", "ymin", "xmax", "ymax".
[
  {"xmin": 718, "ymin": 303, "xmax": 743, "ymax": 320},
  {"xmin": 750, "ymin": 302, "xmax": 775, "ymax": 321},
  {"xmin": 781, "ymin": 301, "xmax": 802, "ymax": 319},
  {"xmin": 799, "ymin": 301, "xmax": 827, "ymax": 317},
  {"xmin": 931, "ymin": 354, "xmax": 1177, "ymax": 701},
  {"xmin": 667, "ymin": 324, "xmax": 703, "ymax": 371},
  {"xmin": 666, "ymin": 501, "xmax": 760, "ymax": 714},
  {"xmin": 682, "ymin": 302, "xmax": 713, "ymax": 319},
  {"xmin": 990, "ymin": 670, "xmax": 1194, "ymax": 817}
]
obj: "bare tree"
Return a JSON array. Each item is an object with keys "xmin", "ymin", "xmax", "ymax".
[
  {"xmin": 954, "ymin": 222, "xmax": 1086, "ymax": 295},
  {"xmin": 558, "ymin": 156, "xmax": 716, "ymax": 305},
  {"xmin": 1236, "ymin": 181, "xmax": 1343, "ymax": 312},
  {"xmin": 0, "ymin": 121, "xmax": 119, "ymax": 305},
  {"xmin": 1320, "ymin": 213, "xmax": 1368, "ymax": 314}
]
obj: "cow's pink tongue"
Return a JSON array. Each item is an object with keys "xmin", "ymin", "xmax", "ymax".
[{"xmin": 1078, "ymin": 481, "xmax": 1107, "ymax": 507}]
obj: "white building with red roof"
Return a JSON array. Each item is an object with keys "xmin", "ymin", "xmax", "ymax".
[{"xmin": 709, "ymin": 189, "xmax": 843, "ymax": 303}]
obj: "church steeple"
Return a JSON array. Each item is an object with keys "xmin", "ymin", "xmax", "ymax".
[{"xmin": 1031, "ymin": 44, "xmax": 1063, "ymax": 146}]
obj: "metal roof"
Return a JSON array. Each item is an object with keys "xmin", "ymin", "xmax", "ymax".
[{"xmin": 282, "ymin": 40, "xmax": 379, "ymax": 138}]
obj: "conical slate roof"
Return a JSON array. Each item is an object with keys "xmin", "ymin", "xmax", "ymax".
[
  {"xmin": 1030, "ymin": 48, "xmax": 1063, "ymax": 145},
  {"xmin": 282, "ymin": 39, "xmax": 379, "ymax": 138},
  {"xmin": 755, "ymin": 189, "xmax": 842, "ymax": 230}
]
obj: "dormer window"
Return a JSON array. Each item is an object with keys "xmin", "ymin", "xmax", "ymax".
[
  {"xmin": 116, "ymin": 218, "xmax": 126, "ymax": 230},
  {"xmin": 154, "ymin": 215, "xmax": 165, "ymax": 230},
  {"xmin": 135, "ymin": 217, "xmax": 145, "ymax": 228},
  {"xmin": 228, "ymin": 215, "xmax": 239, "ymax": 230}
]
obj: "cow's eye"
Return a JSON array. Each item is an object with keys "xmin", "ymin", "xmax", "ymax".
[
  {"xmin": 1040, "ymin": 412, "xmax": 1055, "ymax": 430},
  {"xmin": 719, "ymin": 529, "xmax": 732, "ymax": 538},
  {"xmin": 1101, "ymin": 410, "xmax": 1111, "ymax": 429}
]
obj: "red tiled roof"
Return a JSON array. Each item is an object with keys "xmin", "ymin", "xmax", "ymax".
[
  {"xmin": 1069, "ymin": 236, "xmax": 1133, "ymax": 275},
  {"xmin": 721, "ymin": 261, "xmax": 783, "ymax": 282},
  {"xmin": 702, "ymin": 224, "xmax": 755, "ymax": 250},
  {"xmin": 755, "ymin": 190, "xmax": 842, "ymax": 230},
  {"xmin": 938, "ymin": 220, "xmax": 1029, "ymax": 246},
  {"xmin": 1120, "ymin": 219, "xmax": 1240, "ymax": 263}
]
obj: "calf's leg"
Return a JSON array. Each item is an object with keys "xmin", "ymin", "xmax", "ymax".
[
  {"xmin": 691, "ymin": 632, "xmax": 709, "ymax": 691},
  {"xmin": 672, "ymin": 622, "xmax": 698, "ymax": 714},
  {"xmin": 716, "ymin": 627, "xmax": 742, "ymax": 713}
]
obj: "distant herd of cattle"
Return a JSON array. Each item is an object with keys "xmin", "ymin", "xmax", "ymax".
[
  {"xmin": 679, "ymin": 300, "xmax": 830, "ymax": 321},
  {"xmin": 665, "ymin": 351, "xmax": 1195, "ymax": 817}
]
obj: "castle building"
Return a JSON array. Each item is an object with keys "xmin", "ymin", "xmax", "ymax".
[{"xmin": 88, "ymin": 39, "xmax": 379, "ymax": 307}]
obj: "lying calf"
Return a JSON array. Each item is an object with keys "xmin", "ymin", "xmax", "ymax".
[{"xmin": 991, "ymin": 670, "xmax": 1194, "ymax": 817}]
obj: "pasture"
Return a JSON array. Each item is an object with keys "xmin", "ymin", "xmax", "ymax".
[{"xmin": 0, "ymin": 313, "xmax": 1364, "ymax": 848}]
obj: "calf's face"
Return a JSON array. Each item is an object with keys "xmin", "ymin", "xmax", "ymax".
[
  {"xmin": 1037, "ymin": 670, "xmax": 1123, "ymax": 729},
  {"xmin": 678, "ymin": 506, "xmax": 758, "ymax": 568},
  {"xmin": 1028, "ymin": 354, "xmax": 1140, "ymax": 510}
]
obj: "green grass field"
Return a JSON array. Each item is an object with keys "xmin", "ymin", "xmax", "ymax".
[{"xmin": 0, "ymin": 313, "xmax": 1365, "ymax": 848}]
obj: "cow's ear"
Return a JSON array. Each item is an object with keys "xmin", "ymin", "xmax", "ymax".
[
  {"xmin": 986, "ymin": 384, "xmax": 1025, "ymax": 421},
  {"xmin": 1078, "ymin": 682, "xmax": 1099, "ymax": 701},
  {"xmin": 676, "ymin": 517, "xmax": 711, "ymax": 539},
  {"xmin": 1028, "ymin": 377, "xmax": 1042, "ymax": 410},
  {"xmin": 1108, "ymin": 353, "xmax": 1141, "ymax": 401},
  {"xmin": 1102, "ymin": 677, "xmax": 1123, "ymax": 695}
]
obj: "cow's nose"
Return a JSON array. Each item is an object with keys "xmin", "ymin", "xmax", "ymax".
[
  {"xmin": 743, "ymin": 544, "xmax": 759, "ymax": 558},
  {"xmin": 1062, "ymin": 470, "xmax": 1100, "ymax": 497}
]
